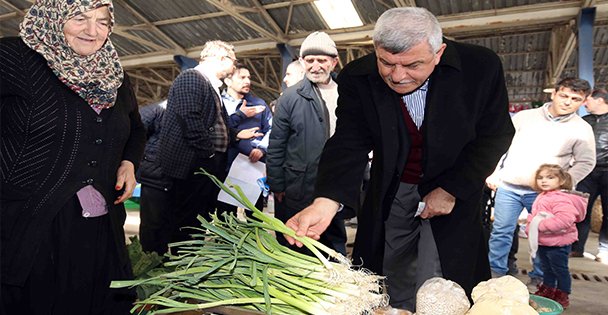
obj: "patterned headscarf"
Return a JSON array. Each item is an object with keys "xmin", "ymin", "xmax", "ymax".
[{"xmin": 19, "ymin": 0, "xmax": 124, "ymax": 111}]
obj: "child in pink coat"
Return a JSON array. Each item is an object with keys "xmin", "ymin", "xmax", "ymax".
[{"xmin": 526, "ymin": 164, "xmax": 588, "ymax": 308}]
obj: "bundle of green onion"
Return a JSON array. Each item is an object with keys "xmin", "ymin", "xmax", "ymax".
[{"xmin": 111, "ymin": 170, "xmax": 387, "ymax": 315}]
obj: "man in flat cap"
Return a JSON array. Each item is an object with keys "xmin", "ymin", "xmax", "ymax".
[{"xmin": 267, "ymin": 31, "xmax": 347, "ymax": 254}]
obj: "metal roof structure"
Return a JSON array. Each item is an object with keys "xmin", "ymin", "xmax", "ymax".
[{"xmin": 2, "ymin": 0, "xmax": 608, "ymax": 106}]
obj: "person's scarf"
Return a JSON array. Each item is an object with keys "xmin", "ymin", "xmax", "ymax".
[{"xmin": 19, "ymin": 0, "xmax": 123, "ymax": 111}]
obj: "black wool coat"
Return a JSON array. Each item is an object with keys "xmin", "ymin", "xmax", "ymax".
[
  {"xmin": 314, "ymin": 39, "xmax": 515, "ymax": 295},
  {"xmin": 0, "ymin": 37, "xmax": 146, "ymax": 286}
]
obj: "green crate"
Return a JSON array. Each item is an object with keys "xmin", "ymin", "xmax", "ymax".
[
  {"xmin": 124, "ymin": 198, "xmax": 140, "ymax": 210},
  {"xmin": 530, "ymin": 294, "xmax": 563, "ymax": 315}
]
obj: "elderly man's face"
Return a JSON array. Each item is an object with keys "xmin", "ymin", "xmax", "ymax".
[
  {"xmin": 376, "ymin": 41, "xmax": 446, "ymax": 94},
  {"xmin": 301, "ymin": 55, "xmax": 337, "ymax": 84}
]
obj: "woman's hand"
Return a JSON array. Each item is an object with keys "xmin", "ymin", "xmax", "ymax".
[{"xmin": 114, "ymin": 160, "xmax": 136, "ymax": 205}]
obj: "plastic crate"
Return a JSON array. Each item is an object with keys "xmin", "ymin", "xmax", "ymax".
[{"xmin": 530, "ymin": 294, "xmax": 563, "ymax": 315}]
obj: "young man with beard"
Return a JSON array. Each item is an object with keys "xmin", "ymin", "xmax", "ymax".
[{"xmin": 222, "ymin": 64, "xmax": 272, "ymax": 166}]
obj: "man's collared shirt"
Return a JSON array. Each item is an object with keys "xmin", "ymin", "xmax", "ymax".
[
  {"xmin": 543, "ymin": 103, "xmax": 576, "ymax": 122},
  {"xmin": 194, "ymin": 64, "xmax": 223, "ymax": 99},
  {"xmin": 221, "ymin": 90, "xmax": 242, "ymax": 115},
  {"xmin": 401, "ymin": 80, "xmax": 429, "ymax": 129}
]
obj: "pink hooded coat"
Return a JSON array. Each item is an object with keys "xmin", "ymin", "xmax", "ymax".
[{"xmin": 526, "ymin": 190, "xmax": 588, "ymax": 247}]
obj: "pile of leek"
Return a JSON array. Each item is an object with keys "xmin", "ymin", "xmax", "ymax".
[{"xmin": 111, "ymin": 170, "xmax": 387, "ymax": 314}]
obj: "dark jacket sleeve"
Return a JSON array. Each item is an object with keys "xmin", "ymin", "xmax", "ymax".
[
  {"xmin": 434, "ymin": 51, "xmax": 514, "ymax": 200},
  {"xmin": 266, "ymin": 95, "xmax": 291, "ymax": 192},
  {"xmin": 169, "ymin": 70, "xmax": 216, "ymax": 155},
  {"xmin": 119, "ymin": 74, "xmax": 146, "ymax": 171},
  {"xmin": 313, "ymin": 67, "xmax": 375, "ymax": 209},
  {"xmin": 228, "ymin": 109, "xmax": 246, "ymax": 129},
  {"xmin": 260, "ymin": 105, "xmax": 273, "ymax": 135}
]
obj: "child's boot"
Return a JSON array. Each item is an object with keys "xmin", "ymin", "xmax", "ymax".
[
  {"xmin": 533, "ymin": 284, "xmax": 556, "ymax": 299},
  {"xmin": 552, "ymin": 289, "xmax": 570, "ymax": 309}
]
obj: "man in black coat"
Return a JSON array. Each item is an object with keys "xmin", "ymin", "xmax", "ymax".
[
  {"xmin": 137, "ymin": 100, "xmax": 173, "ymax": 254},
  {"xmin": 573, "ymin": 88, "xmax": 608, "ymax": 262},
  {"xmin": 284, "ymin": 7, "xmax": 515, "ymax": 311}
]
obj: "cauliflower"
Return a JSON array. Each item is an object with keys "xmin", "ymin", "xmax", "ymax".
[
  {"xmin": 416, "ymin": 277, "xmax": 470, "ymax": 315},
  {"xmin": 468, "ymin": 276, "xmax": 538, "ymax": 315},
  {"xmin": 471, "ymin": 275, "xmax": 529, "ymax": 305}
]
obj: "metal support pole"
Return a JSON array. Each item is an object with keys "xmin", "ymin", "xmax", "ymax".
[
  {"xmin": 277, "ymin": 43, "xmax": 297, "ymax": 91},
  {"xmin": 173, "ymin": 55, "xmax": 198, "ymax": 71},
  {"xmin": 578, "ymin": 7, "xmax": 595, "ymax": 115}
]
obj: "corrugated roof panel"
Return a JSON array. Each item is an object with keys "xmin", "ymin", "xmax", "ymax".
[
  {"xmin": 267, "ymin": 4, "xmax": 327, "ymax": 35},
  {"xmin": 158, "ymin": 15, "xmax": 267, "ymax": 48},
  {"xmin": 418, "ymin": 0, "xmax": 557, "ymax": 16},
  {"xmin": 0, "ymin": 19, "xmax": 20, "ymax": 37},
  {"xmin": 126, "ymin": 29, "xmax": 173, "ymax": 50},
  {"xmin": 158, "ymin": 21, "xmax": 225, "ymax": 48},
  {"xmin": 0, "ymin": 5, "xmax": 12, "ymax": 15},
  {"xmin": 111, "ymin": 33, "xmax": 157, "ymax": 56},
  {"xmin": 351, "ymin": 0, "xmax": 393, "ymax": 24},
  {"xmin": 4, "ymin": 0, "xmax": 30, "ymax": 10},
  {"xmin": 112, "ymin": 1, "xmax": 146, "ymax": 25},
  {"xmin": 241, "ymin": 11, "xmax": 278, "ymax": 39},
  {"xmin": 125, "ymin": 0, "xmax": 219, "ymax": 22},
  {"xmin": 258, "ymin": 0, "xmax": 284, "ymax": 4}
]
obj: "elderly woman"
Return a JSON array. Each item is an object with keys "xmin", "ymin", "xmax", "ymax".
[{"xmin": 0, "ymin": 0, "xmax": 145, "ymax": 314}]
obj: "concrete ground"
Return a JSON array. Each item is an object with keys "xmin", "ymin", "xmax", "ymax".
[
  {"xmin": 511, "ymin": 231, "xmax": 608, "ymax": 315},
  {"xmin": 124, "ymin": 206, "xmax": 607, "ymax": 314}
]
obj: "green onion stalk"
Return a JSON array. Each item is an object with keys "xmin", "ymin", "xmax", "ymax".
[{"xmin": 111, "ymin": 169, "xmax": 388, "ymax": 314}]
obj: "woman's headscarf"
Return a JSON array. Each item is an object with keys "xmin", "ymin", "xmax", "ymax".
[{"xmin": 19, "ymin": 0, "xmax": 124, "ymax": 111}]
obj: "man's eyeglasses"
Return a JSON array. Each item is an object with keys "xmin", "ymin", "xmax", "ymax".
[{"xmin": 222, "ymin": 55, "xmax": 238, "ymax": 64}]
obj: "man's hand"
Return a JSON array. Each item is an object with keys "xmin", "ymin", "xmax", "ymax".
[
  {"xmin": 114, "ymin": 160, "xmax": 136, "ymax": 205},
  {"xmin": 419, "ymin": 187, "xmax": 455, "ymax": 219},
  {"xmin": 249, "ymin": 148, "xmax": 264, "ymax": 162},
  {"xmin": 239, "ymin": 101, "xmax": 259, "ymax": 118},
  {"xmin": 274, "ymin": 191, "xmax": 285, "ymax": 203},
  {"xmin": 237, "ymin": 127, "xmax": 263, "ymax": 140},
  {"xmin": 485, "ymin": 174, "xmax": 499, "ymax": 191},
  {"xmin": 284, "ymin": 197, "xmax": 340, "ymax": 247}
]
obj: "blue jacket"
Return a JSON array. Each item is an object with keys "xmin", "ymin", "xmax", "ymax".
[{"xmin": 222, "ymin": 92, "xmax": 272, "ymax": 166}]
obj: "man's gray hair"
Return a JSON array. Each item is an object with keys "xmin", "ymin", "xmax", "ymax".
[
  {"xmin": 372, "ymin": 7, "xmax": 443, "ymax": 54},
  {"xmin": 200, "ymin": 40, "xmax": 234, "ymax": 61}
]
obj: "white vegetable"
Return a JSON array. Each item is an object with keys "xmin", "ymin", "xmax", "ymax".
[
  {"xmin": 415, "ymin": 277, "xmax": 470, "ymax": 315},
  {"xmin": 471, "ymin": 275, "xmax": 529, "ymax": 305}
]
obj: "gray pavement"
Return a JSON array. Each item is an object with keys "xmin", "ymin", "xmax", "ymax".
[{"xmin": 512, "ymin": 231, "xmax": 608, "ymax": 315}]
